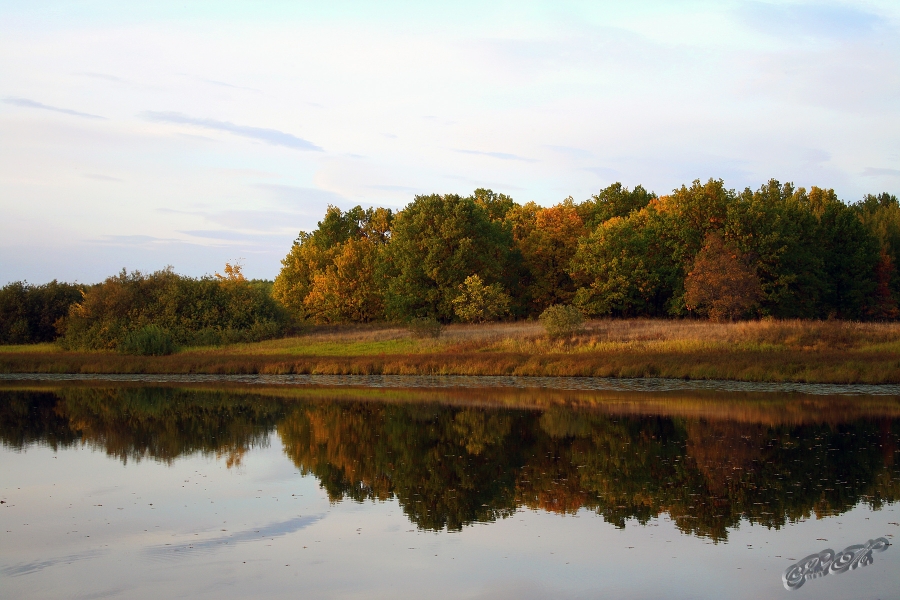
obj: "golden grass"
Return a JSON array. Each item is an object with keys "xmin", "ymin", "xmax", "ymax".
[
  {"xmin": 0, "ymin": 343, "xmax": 58, "ymax": 354},
  {"xmin": 2, "ymin": 318, "xmax": 900, "ymax": 383}
]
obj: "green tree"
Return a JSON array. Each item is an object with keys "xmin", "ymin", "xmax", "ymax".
[
  {"xmin": 577, "ymin": 182, "xmax": 656, "ymax": 230},
  {"xmin": 570, "ymin": 209, "xmax": 676, "ymax": 316},
  {"xmin": 854, "ymin": 192, "xmax": 900, "ymax": 312},
  {"xmin": 0, "ymin": 280, "xmax": 83, "ymax": 344},
  {"xmin": 381, "ymin": 193, "xmax": 514, "ymax": 321},
  {"xmin": 725, "ymin": 180, "xmax": 824, "ymax": 318},
  {"xmin": 815, "ymin": 197, "xmax": 880, "ymax": 319}
]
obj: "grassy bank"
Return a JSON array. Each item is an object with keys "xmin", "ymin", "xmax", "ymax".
[{"xmin": 2, "ymin": 319, "xmax": 900, "ymax": 384}]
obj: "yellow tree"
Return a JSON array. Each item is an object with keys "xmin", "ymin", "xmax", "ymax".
[{"xmin": 303, "ymin": 238, "xmax": 384, "ymax": 323}]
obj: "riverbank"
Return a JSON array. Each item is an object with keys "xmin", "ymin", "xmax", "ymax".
[{"xmin": 2, "ymin": 319, "xmax": 900, "ymax": 384}]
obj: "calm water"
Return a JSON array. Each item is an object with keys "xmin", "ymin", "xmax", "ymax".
[{"xmin": 1, "ymin": 382, "xmax": 899, "ymax": 599}]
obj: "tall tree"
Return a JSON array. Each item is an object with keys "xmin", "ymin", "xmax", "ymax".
[
  {"xmin": 725, "ymin": 180, "xmax": 824, "ymax": 318},
  {"xmin": 381, "ymin": 194, "xmax": 514, "ymax": 321},
  {"xmin": 509, "ymin": 199, "xmax": 586, "ymax": 313}
]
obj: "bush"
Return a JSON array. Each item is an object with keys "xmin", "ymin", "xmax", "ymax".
[
  {"xmin": 407, "ymin": 317, "xmax": 443, "ymax": 339},
  {"xmin": 119, "ymin": 325, "xmax": 176, "ymax": 356},
  {"xmin": 59, "ymin": 268, "xmax": 290, "ymax": 351},
  {"xmin": 539, "ymin": 305, "xmax": 585, "ymax": 338},
  {"xmin": 451, "ymin": 274, "xmax": 511, "ymax": 323}
]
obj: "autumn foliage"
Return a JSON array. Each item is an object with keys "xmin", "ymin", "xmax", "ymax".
[{"xmin": 684, "ymin": 233, "xmax": 762, "ymax": 321}]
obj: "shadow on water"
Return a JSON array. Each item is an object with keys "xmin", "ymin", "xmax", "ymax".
[{"xmin": 1, "ymin": 383, "xmax": 899, "ymax": 541}]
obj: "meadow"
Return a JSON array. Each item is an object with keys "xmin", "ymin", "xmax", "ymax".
[{"xmin": 2, "ymin": 318, "xmax": 900, "ymax": 384}]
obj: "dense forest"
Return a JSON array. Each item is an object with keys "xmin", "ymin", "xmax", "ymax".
[
  {"xmin": 1, "ymin": 387, "xmax": 898, "ymax": 541},
  {"xmin": 2, "ymin": 178, "xmax": 899, "ymax": 351},
  {"xmin": 274, "ymin": 179, "xmax": 900, "ymax": 325}
]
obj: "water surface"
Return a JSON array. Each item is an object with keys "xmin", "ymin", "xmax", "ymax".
[{"xmin": 1, "ymin": 382, "xmax": 898, "ymax": 598}]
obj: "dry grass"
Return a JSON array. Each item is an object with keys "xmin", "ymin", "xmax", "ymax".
[{"xmin": 2, "ymin": 318, "xmax": 900, "ymax": 383}]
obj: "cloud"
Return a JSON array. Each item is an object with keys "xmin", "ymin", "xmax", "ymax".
[
  {"xmin": 93, "ymin": 235, "xmax": 180, "ymax": 245},
  {"xmin": 191, "ymin": 75, "xmax": 261, "ymax": 93},
  {"xmin": 3, "ymin": 97, "xmax": 105, "ymax": 119},
  {"xmin": 545, "ymin": 145, "xmax": 593, "ymax": 160},
  {"xmin": 369, "ymin": 184, "xmax": 421, "ymax": 192},
  {"xmin": 77, "ymin": 72, "xmax": 126, "ymax": 83},
  {"xmin": 84, "ymin": 174, "xmax": 123, "ymax": 182},
  {"xmin": 180, "ymin": 229, "xmax": 286, "ymax": 242},
  {"xmin": 582, "ymin": 166, "xmax": 621, "ymax": 179},
  {"xmin": 249, "ymin": 183, "xmax": 345, "ymax": 206},
  {"xmin": 862, "ymin": 167, "xmax": 900, "ymax": 177},
  {"xmin": 141, "ymin": 111, "xmax": 323, "ymax": 151},
  {"xmin": 455, "ymin": 149, "xmax": 537, "ymax": 163},
  {"xmin": 737, "ymin": 2, "xmax": 884, "ymax": 40}
]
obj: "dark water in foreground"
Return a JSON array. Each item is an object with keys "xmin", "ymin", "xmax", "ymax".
[{"xmin": 1, "ymin": 382, "xmax": 899, "ymax": 599}]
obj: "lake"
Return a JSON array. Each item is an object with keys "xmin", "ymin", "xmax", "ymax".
[{"xmin": 1, "ymin": 376, "xmax": 898, "ymax": 599}]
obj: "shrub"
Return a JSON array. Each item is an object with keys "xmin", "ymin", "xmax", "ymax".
[
  {"xmin": 451, "ymin": 275, "xmax": 511, "ymax": 323},
  {"xmin": 539, "ymin": 305, "xmax": 585, "ymax": 338},
  {"xmin": 407, "ymin": 317, "xmax": 443, "ymax": 339},
  {"xmin": 119, "ymin": 325, "xmax": 176, "ymax": 356},
  {"xmin": 59, "ymin": 268, "xmax": 290, "ymax": 350}
]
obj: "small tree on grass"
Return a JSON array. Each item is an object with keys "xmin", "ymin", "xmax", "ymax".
[
  {"xmin": 539, "ymin": 304, "xmax": 585, "ymax": 338},
  {"xmin": 684, "ymin": 232, "xmax": 762, "ymax": 322},
  {"xmin": 451, "ymin": 275, "xmax": 511, "ymax": 323}
]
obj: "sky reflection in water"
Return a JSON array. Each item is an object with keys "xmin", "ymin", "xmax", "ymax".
[{"xmin": 1, "ymin": 384, "xmax": 899, "ymax": 599}]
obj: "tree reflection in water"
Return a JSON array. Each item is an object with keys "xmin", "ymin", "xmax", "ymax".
[{"xmin": 1, "ymin": 386, "xmax": 899, "ymax": 541}]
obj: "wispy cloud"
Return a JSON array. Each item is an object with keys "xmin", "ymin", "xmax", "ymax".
[
  {"xmin": 369, "ymin": 184, "xmax": 421, "ymax": 192},
  {"xmin": 84, "ymin": 173, "xmax": 123, "ymax": 182},
  {"xmin": 249, "ymin": 183, "xmax": 344, "ymax": 205},
  {"xmin": 77, "ymin": 71, "xmax": 126, "ymax": 83},
  {"xmin": 141, "ymin": 111, "xmax": 323, "ymax": 151},
  {"xmin": 3, "ymin": 97, "xmax": 105, "ymax": 119},
  {"xmin": 862, "ymin": 167, "xmax": 900, "ymax": 177},
  {"xmin": 180, "ymin": 229, "xmax": 286, "ymax": 242},
  {"xmin": 582, "ymin": 166, "xmax": 621, "ymax": 179},
  {"xmin": 545, "ymin": 145, "xmax": 593, "ymax": 160},
  {"xmin": 455, "ymin": 149, "xmax": 537, "ymax": 163},
  {"xmin": 92, "ymin": 235, "xmax": 182, "ymax": 245}
]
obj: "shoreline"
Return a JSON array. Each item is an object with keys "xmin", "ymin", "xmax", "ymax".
[{"xmin": 1, "ymin": 346, "xmax": 899, "ymax": 384}]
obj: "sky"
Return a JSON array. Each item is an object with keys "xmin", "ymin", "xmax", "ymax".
[{"xmin": 1, "ymin": 0, "xmax": 899, "ymax": 284}]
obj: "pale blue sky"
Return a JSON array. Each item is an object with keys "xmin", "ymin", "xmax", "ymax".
[{"xmin": 1, "ymin": 0, "xmax": 899, "ymax": 283}]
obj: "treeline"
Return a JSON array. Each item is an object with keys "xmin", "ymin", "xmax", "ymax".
[
  {"xmin": 0, "ymin": 280, "xmax": 84, "ymax": 344},
  {"xmin": 0, "ymin": 267, "xmax": 289, "ymax": 352},
  {"xmin": 275, "ymin": 180, "xmax": 900, "ymax": 323},
  {"xmin": 2, "ymin": 178, "xmax": 899, "ymax": 351}
]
